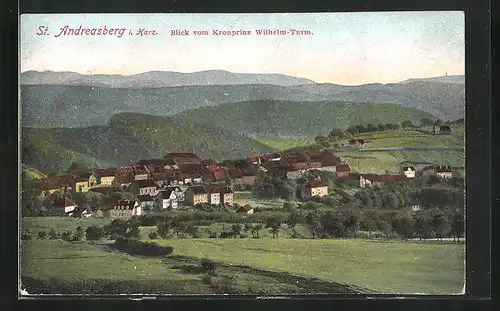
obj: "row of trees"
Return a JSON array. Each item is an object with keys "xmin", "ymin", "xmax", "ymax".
[{"xmin": 314, "ymin": 118, "xmax": 448, "ymax": 147}]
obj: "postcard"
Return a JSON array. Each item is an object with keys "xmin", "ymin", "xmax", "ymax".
[{"xmin": 19, "ymin": 12, "xmax": 465, "ymax": 296}]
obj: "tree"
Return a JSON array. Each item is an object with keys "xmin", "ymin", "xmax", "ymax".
[
  {"xmin": 252, "ymin": 224, "xmax": 263, "ymax": 238},
  {"xmin": 67, "ymin": 161, "xmax": 86, "ymax": 173},
  {"xmin": 306, "ymin": 211, "xmax": 322, "ymax": 239},
  {"xmin": 21, "ymin": 231, "xmax": 32, "ymax": 240},
  {"xmin": 157, "ymin": 221, "xmax": 171, "ymax": 239},
  {"xmin": 342, "ymin": 210, "xmax": 360, "ymax": 238},
  {"xmin": 401, "ymin": 120, "xmax": 414, "ymax": 129},
  {"xmin": 48, "ymin": 227, "xmax": 59, "ymax": 240},
  {"xmin": 37, "ymin": 231, "xmax": 47, "ymax": 240},
  {"xmin": 148, "ymin": 231, "xmax": 160, "ymax": 239},
  {"xmin": 266, "ymin": 216, "xmax": 281, "ymax": 239},
  {"xmin": 450, "ymin": 212, "xmax": 464, "ymax": 242},
  {"xmin": 377, "ymin": 124, "xmax": 386, "ymax": 131},
  {"xmin": 184, "ymin": 223, "xmax": 199, "ymax": 238},
  {"xmin": 431, "ymin": 212, "xmax": 450, "ymax": 241},
  {"xmin": 366, "ymin": 124, "xmax": 377, "ymax": 132},
  {"xmin": 315, "ymin": 136, "xmax": 330, "ymax": 147},
  {"xmin": 61, "ymin": 230, "xmax": 73, "ymax": 242},
  {"xmin": 286, "ymin": 211, "xmax": 300, "ymax": 238},
  {"xmin": 106, "ymin": 219, "xmax": 128, "ymax": 239},
  {"xmin": 328, "ymin": 128, "xmax": 344, "ymax": 140},
  {"xmin": 126, "ymin": 226, "xmax": 141, "ymax": 240},
  {"xmin": 73, "ymin": 226, "xmax": 84, "ymax": 241},
  {"xmin": 391, "ymin": 213, "xmax": 414, "ymax": 241},
  {"xmin": 86, "ymin": 226, "xmax": 105, "ymax": 241},
  {"xmin": 231, "ymin": 224, "xmax": 242, "ymax": 238},
  {"xmin": 359, "ymin": 218, "xmax": 377, "ymax": 238},
  {"xmin": 346, "ymin": 126, "xmax": 359, "ymax": 136}
]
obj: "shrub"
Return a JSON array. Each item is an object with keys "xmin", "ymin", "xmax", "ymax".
[
  {"xmin": 61, "ymin": 230, "xmax": 73, "ymax": 242},
  {"xmin": 200, "ymin": 258, "xmax": 217, "ymax": 276},
  {"xmin": 148, "ymin": 231, "xmax": 160, "ymax": 239},
  {"xmin": 37, "ymin": 231, "xmax": 47, "ymax": 240},
  {"xmin": 72, "ymin": 226, "xmax": 84, "ymax": 241},
  {"xmin": 21, "ymin": 231, "xmax": 32, "ymax": 240},
  {"xmin": 201, "ymin": 273, "xmax": 213, "ymax": 285},
  {"xmin": 48, "ymin": 227, "xmax": 59, "ymax": 240},
  {"xmin": 86, "ymin": 226, "xmax": 105, "ymax": 241}
]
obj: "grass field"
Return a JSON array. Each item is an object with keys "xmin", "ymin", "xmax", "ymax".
[
  {"xmin": 338, "ymin": 150, "xmax": 465, "ymax": 174},
  {"xmin": 22, "ymin": 217, "xmax": 111, "ymax": 237},
  {"xmin": 233, "ymin": 191, "xmax": 288, "ymax": 209},
  {"xmin": 21, "ymin": 216, "xmax": 465, "ymax": 294},
  {"xmin": 255, "ymin": 136, "xmax": 315, "ymax": 150},
  {"xmin": 153, "ymin": 238, "xmax": 465, "ymax": 294}
]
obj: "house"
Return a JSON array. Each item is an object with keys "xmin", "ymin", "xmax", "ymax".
[
  {"xmin": 129, "ymin": 179, "xmax": 158, "ymax": 196},
  {"xmin": 205, "ymin": 184, "xmax": 233, "ymax": 205},
  {"xmin": 89, "ymin": 168, "xmax": 118, "ymax": 186},
  {"xmin": 134, "ymin": 168, "xmax": 149, "ymax": 180},
  {"xmin": 38, "ymin": 178, "xmax": 73, "ymax": 197},
  {"xmin": 98, "ymin": 200, "xmax": 142, "ymax": 220},
  {"xmin": 136, "ymin": 194, "xmax": 156, "ymax": 212},
  {"xmin": 207, "ymin": 165, "xmax": 227, "ymax": 182},
  {"xmin": 165, "ymin": 152, "xmax": 202, "ymax": 166},
  {"xmin": 226, "ymin": 168, "xmax": 244, "ymax": 186},
  {"xmin": 310, "ymin": 150, "xmax": 342, "ymax": 172},
  {"xmin": 300, "ymin": 179, "xmax": 329, "ymax": 199},
  {"xmin": 408, "ymin": 202, "xmax": 421, "ymax": 212},
  {"xmin": 335, "ymin": 164, "xmax": 351, "ymax": 177},
  {"xmin": 241, "ymin": 170, "xmax": 257, "ymax": 185},
  {"xmin": 112, "ymin": 173, "xmax": 135, "ymax": 189},
  {"xmin": 359, "ymin": 174, "xmax": 409, "ymax": 188},
  {"xmin": 436, "ymin": 166, "xmax": 453, "ymax": 178},
  {"xmin": 433, "ymin": 124, "xmax": 452, "ymax": 134},
  {"xmin": 51, "ymin": 199, "xmax": 76, "ymax": 216},
  {"xmin": 158, "ymin": 189, "xmax": 179, "ymax": 209},
  {"xmin": 236, "ymin": 204, "xmax": 254, "ymax": 214},
  {"xmin": 152, "ymin": 170, "xmax": 177, "ymax": 188},
  {"xmin": 247, "ymin": 153, "xmax": 281, "ymax": 165},
  {"xmin": 185, "ymin": 185, "xmax": 209, "ymax": 206},
  {"xmin": 402, "ymin": 166, "xmax": 416, "ymax": 178},
  {"xmin": 51, "ymin": 198, "xmax": 76, "ymax": 216},
  {"xmin": 74, "ymin": 176, "xmax": 89, "ymax": 193},
  {"xmin": 136, "ymin": 159, "xmax": 175, "ymax": 168},
  {"xmin": 205, "ymin": 185, "xmax": 221, "ymax": 205}
]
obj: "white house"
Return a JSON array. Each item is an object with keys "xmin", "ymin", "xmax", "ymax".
[
  {"xmin": 158, "ymin": 189, "xmax": 179, "ymax": 209},
  {"xmin": 436, "ymin": 166, "xmax": 453, "ymax": 179},
  {"xmin": 402, "ymin": 166, "xmax": 416, "ymax": 178}
]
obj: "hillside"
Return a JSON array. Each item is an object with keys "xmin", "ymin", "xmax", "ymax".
[
  {"xmin": 21, "ymin": 74, "xmax": 464, "ymax": 128},
  {"xmin": 20, "ymin": 70, "xmax": 316, "ymax": 88},
  {"xmin": 21, "ymin": 113, "xmax": 275, "ymax": 173},
  {"xmin": 21, "ymin": 84, "xmax": 331, "ymax": 128},
  {"xmin": 172, "ymin": 100, "xmax": 436, "ymax": 139}
]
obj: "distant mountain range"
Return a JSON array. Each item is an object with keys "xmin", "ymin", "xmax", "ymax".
[
  {"xmin": 20, "ymin": 70, "xmax": 465, "ymax": 128},
  {"xmin": 20, "ymin": 70, "xmax": 317, "ymax": 87}
]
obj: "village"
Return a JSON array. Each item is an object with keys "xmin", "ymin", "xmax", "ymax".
[{"xmin": 34, "ymin": 139, "xmax": 457, "ymax": 220}]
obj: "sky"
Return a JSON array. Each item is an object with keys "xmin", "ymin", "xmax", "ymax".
[{"xmin": 20, "ymin": 12, "xmax": 464, "ymax": 85}]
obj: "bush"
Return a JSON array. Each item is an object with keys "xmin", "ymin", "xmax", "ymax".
[
  {"xmin": 61, "ymin": 230, "xmax": 73, "ymax": 242},
  {"xmin": 37, "ymin": 231, "xmax": 47, "ymax": 240},
  {"xmin": 21, "ymin": 231, "xmax": 32, "ymax": 240},
  {"xmin": 48, "ymin": 227, "xmax": 59, "ymax": 240},
  {"xmin": 148, "ymin": 231, "xmax": 160, "ymax": 239},
  {"xmin": 86, "ymin": 226, "xmax": 105, "ymax": 241},
  {"xmin": 201, "ymin": 273, "xmax": 213, "ymax": 285},
  {"xmin": 200, "ymin": 258, "xmax": 217, "ymax": 276},
  {"xmin": 72, "ymin": 226, "xmax": 84, "ymax": 241}
]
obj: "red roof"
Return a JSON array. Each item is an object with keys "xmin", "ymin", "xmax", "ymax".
[
  {"xmin": 115, "ymin": 173, "xmax": 135, "ymax": 184},
  {"xmin": 291, "ymin": 163, "xmax": 309, "ymax": 170},
  {"xmin": 237, "ymin": 204, "xmax": 253, "ymax": 212},
  {"xmin": 309, "ymin": 179, "xmax": 328, "ymax": 188},
  {"xmin": 212, "ymin": 169, "xmax": 226, "ymax": 180}
]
